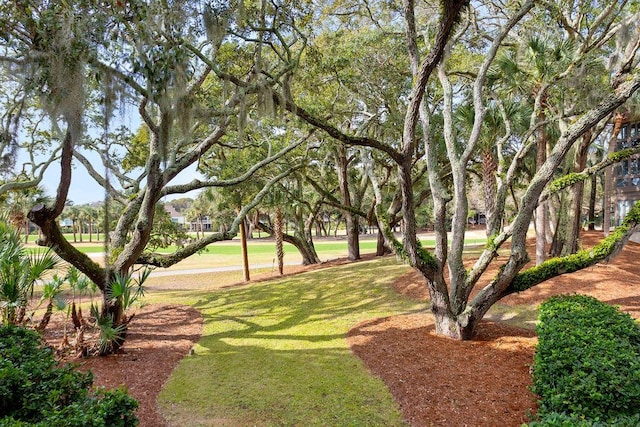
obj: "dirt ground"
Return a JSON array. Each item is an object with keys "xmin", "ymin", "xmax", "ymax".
[{"xmin": 46, "ymin": 232, "xmax": 640, "ymax": 426}]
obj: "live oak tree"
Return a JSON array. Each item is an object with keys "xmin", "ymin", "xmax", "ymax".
[
  {"xmin": 293, "ymin": 16, "xmax": 413, "ymax": 255},
  {"xmin": 281, "ymin": 0, "xmax": 640, "ymax": 339},
  {"xmin": 3, "ymin": 0, "xmax": 640, "ymax": 348},
  {"xmin": 0, "ymin": 0, "xmax": 310, "ymax": 351}
]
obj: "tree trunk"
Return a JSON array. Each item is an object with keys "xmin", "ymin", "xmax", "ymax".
[
  {"xmin": 535, "ymin": 97, "xmax": 548, "ymax": 265},
  {"xmin": 254, "ymin": 210, "xmax": 260, "ymax": 238},
  {"xmin": 35, "ymin": 302, "xmax": 54, "ymax": 332},
  {"xmin": 295, "ymin": 237, "xmax": 321, "ymax": 265},
  {"xmin": 100, "ymin": 291, "xmax": 125, "ymax": 325},
  {"xmin": 549, "ymin": 133, "xmax": 592, "ymax": 257},
  {"xmin": 99, "ymin": 291, "xmax": 127, "ymax": 355},
  {"xmin": 430, "ymin": 288, "xmax": 479, "ymax": 340},
  {"xmin": 588, "ymin": 173, "xmax": 597, "ymax": 230},
  {"xmin": 604, "ymin": 113, "xmax": 624, "ymax": 235},
  {"xmin": 376, "ymin": 223, "xmax": 392, "ymax": 256},
  {"xmin": 335, "ymin": 145, "xmax": 360, "ymax": 261},
  {"xmin": 274, "ymin": 207, "xmax": 284, "ymax": 275},
  {"xmin": 240, "ymin": 217, "xmax": 250, "ymax": 281},
  {"xmin": 548, "ymin": 194, "xmax": 569, "ymax": 257},
  {"xmin": 481, "ymin": 147, "xmax": 498, "ymax": 237},
  {"xmin": 345, "ymin": 214, "xmax": 360, "ymax": 260},
  {"xmin": 535, "ymin": 205, "xmax": 548, "ymax": 264},
  {"xmin": 256, "ymin": 220, "xmax": 320, "ymax": 265},
  {"xmin": 71, "ymin": 302, "xmax": 82, "ymax": 329},
  {"xmin": 564, "ymin": 132, "xmax": 591, "ymax": 254}
]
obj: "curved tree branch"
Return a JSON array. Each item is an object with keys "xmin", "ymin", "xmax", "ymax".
[
  {"xmin": 163, "ymin": 132, "xmax": 311, "ymax": 196},
  {"xmin": 280, "ymin": 95, "xmax": 404, "ymax": 164},
  {"xmin": 506, "ymin": 199, "xmax": 640, "ymax": 294},
  {"xmin": 138, "ymin": 166, "xmax": 300, "ymax": 268}
]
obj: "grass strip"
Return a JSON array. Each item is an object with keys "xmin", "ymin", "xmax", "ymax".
[{"xmin": 156, "ymin": 257, "xmax": 421, "ymax": 426}]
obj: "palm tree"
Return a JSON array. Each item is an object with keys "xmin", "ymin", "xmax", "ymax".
[
  {"xmin": 77, "ymin": 208, "xmax": 86, "ymax": 243},
  {"xmin": 35, "ymin": 274, "xmax": 65, "ymax": 332},
  {"xmin": 0, "ymin": 214, "xmax": 60, "ymax": 326},
  {"xmin": 455, "ymin": 101, "xmax": 529, "ymax": 237},
  {"xmin": 64, "ymin": 205, "xmax": 81, "ymax": 243},
  {"xmin": 88, "ymin": 206, "xmax": 99, "ymax": 242},
  {"xmin": 185, "ymin": 203, "xmax": 203, "ymax": 239},
  {"xmin": 96, "ymin": 207, "xmax": 106, "ymax": 242},
  {"xmin": 2, "ymin": 186, "xmax": 51, "ymax": 244},
  {"xmin": 493, "ymin": 37, "xmax": 573, "ymax": 263},
  {"xmin": 274, "ymin": 207, "xmax": 284, "ymax": 275},
  {"xmin": 81, "ymin": 207, "xmax": 92, "ymax": 242},
  {"xmin": 79, "ymin": 206, "xmax": 98, "ymax": 243}
]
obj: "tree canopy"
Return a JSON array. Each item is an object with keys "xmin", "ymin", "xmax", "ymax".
[{"xmin": 2, "ymin": 0, "xmax": 640, "ymax": 343}]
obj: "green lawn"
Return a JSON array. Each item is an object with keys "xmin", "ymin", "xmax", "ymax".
[
  {"xmin": 152, "ymin": 257, "xmax": 421, "ymax": 426},
  {"xmin": 25, "ymin": 234, "xmax": 487, "ymax": 271}
]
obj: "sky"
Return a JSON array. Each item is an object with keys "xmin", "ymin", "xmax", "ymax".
[
  {"xmin": 37, "ymin": 155, "xmax": 203, "ymax": 205},
  {"xmin": 18, "ymin": 142, "xmax": 203, "ymax": 206},
  {"xmin": 16, "ymin": 106, "xmax": 204, "ymax": 205},
  {"xmin": 40, "ymin": 155, "xmax": 104, "ymax": 205}
]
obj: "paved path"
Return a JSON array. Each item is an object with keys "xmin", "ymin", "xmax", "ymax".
[
  {"xmin": 147, "ymin": 262, "xmax": 300, "ymax": 277},
  {"xmin": 86, "ymin": 252, "xmax": 302, "ymax": 277}
]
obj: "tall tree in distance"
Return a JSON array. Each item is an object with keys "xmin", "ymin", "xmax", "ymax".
[{"xmin": 0, "ymin": 0, "xmax": 310, "ymax": 352}]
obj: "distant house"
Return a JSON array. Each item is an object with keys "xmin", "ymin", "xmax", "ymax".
[
  {"xmin": 188, "ymin": 216, "xmax": 212, "ymax": 232},
  {"xmin": 164, "ymin": 203, "xmax": 213, "ymax": 232},
  {"xmin": 164, "ymin": 204, "xmax": 186, "ymax": 228},
  {"xmin": 613, "ymin": 120, "xmax": 640, "ymax": 226}
]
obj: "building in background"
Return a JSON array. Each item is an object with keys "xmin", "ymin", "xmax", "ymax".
[{"xmin": 613, "ymin": 119, "xmax": 640, "ymax": 226}]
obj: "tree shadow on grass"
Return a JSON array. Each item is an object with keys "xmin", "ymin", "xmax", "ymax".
[
  {"xmin": 161, "ymin": 330, "xmax": 408, "ymax": 427},
  {"xmin": 190, "ymin": 258, "xmax": 423, "ymax": 344},
  {"xmin": 160, "ymin": 258, "xmax": 422, "ymax": 426}
]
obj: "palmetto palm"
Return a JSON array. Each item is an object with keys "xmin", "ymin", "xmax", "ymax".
[
  {"xmin": 455, "ymin": 101, "xmax": 529, "ymax": 236},
  {"xmin": 0, "ymin": 214, "xmax": 60, "ymax": 325},
  {"xmin": 1, "ymin": 186, "xmax": 51, "ymax": 243},
  {"xmin": 491, "ymin": 36, "xmax": 573, "ymax": 263}
]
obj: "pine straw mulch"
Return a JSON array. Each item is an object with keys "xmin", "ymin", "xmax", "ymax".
[
  {"xmin": 45, "ymin": 231, "xmax": 640, "ymax": 426},
  {"xmin": 349, "ymin": 231, "xmax": 640, "ymax": 426},
  {"xmin": 44, "ymin": 304, "xmax": 203, "ymax": 426}
]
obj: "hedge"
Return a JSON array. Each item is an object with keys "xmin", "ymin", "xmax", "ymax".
[
  {"xmin": 529, "ymin": 295, "xmax": 640, "ymax": 425},
  {"xmin": 0, "ymin": 326, "xmax": 138, "ymax": 426}
]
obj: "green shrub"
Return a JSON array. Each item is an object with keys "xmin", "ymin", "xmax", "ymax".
[
  {"xmin": 0, "ymin": 326, "xmax": 138, "ymax": 426},
  {"xmin": 531, "ymin": 295, "xmax": 640, "ymax": 424},
  {"xmin": 527, "ymin": 412, "xmax": 640, "ymax": 426}
]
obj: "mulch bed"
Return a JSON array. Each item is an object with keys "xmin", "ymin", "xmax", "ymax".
[{"xmin": 44, "ymin": 305, "xmax": 203, "ymax": 426}]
